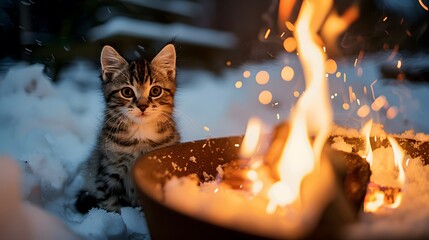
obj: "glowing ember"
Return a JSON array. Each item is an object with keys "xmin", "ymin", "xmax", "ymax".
[
  {"xmin": 325, "ymin": 59, "xmax": 338, "ymax": 74},
  {"xmin": 371, "ymin": 95, "xmax": 387, "ymax": 112},
  {"xmin": 264, "ymin": 28, "xmax": 271, "ymax": 39},
  {"xmin": 285, "ymin": 21, "xmax": 295, "ymax": 31},
  {"xmin": 259, "ymin": 90, "xmax": 273, "ymax": 105},
  {"xmin": 386, "ymin": 106, "xmax": 399, "ymax": 119},
  {"xmin": 255, "ymin": 71, "xmax": 270, "ymax": 85},
  {"xmin": 293, "ymin": 91, "xmax": 300, "ymax": 98},
  {"xmin": 281, "ymin": 66, "xmax": 294, "ymax": 81},
  {"xmin": 283, "ymin": 37, "xmax": 297, "ymax": 53},
  {"xmin": 235, "ymin": 81, "xmax": 243, "ymax": 89},
  {"xmin": 357, "ymin": 105, "xmax": 371, "ymax": 118},
  {"xmin": 243, "ymin": 70, "xmax": 251, "ymax": 78}
]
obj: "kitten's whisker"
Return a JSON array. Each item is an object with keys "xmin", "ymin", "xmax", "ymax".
[{"xmin": 172, "ymin": 109, "xmax": 195, "ymax": 127}]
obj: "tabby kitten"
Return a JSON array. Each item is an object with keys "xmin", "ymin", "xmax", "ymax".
[{"xmin": 75, "ymin": 44, "xmax": 180, "ymax": 213}]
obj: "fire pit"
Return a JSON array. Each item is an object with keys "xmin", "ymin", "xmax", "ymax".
[{"xmin": 133, "ymin": 135, "xmax": 371, "ymax": 239}]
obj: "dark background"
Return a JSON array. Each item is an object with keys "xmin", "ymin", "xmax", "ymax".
[{"xmin": 0, "ymin": 0, "xmax": 428, "ymax": 80}]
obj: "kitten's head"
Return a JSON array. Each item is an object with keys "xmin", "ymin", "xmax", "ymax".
[{"xmin": 100, "ymin": 44, "xmax": 176, "ymax": 124}]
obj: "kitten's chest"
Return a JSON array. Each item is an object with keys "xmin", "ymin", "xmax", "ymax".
[{"xmin": 129, "ymin": 122, "xmax": 161, "ymax": 141}]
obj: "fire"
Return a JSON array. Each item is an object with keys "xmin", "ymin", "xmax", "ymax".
[
  {"xmin": 388, "ymin": 137, "xmax": 406, "ymax": 184},
  {"xmin": 266, "ymin": 0, "xmax": 333, "ymax": 213},
  {"xmin": 240, "ymin": 117, "xmax": 262, "ymax": 158},
  {"xmin": 363, "ymin": 137, "xmax": 406, "ymax": 213},
  {"xmin": 360, "ymin": 119, "xmax": 374, "ymax": 165}
]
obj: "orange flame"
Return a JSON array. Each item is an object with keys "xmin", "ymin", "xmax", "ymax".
[
  {"xmin": 363, "ymin": 137, "xmax": 406, "ymax": 213},
  {"xmin": 240, "ymin": 117, "xmax": 262, "ymax": 159},
  {"xmin": 267, "ymin": 0, "xmax": 333, "ymax": 213},
  {"xmin": 388, "ymin": 137, "xmax": 406, "ymax": 185},
  {"xmin": 360, "ymin": 119, "xmax": 374, "ymax": 165}
]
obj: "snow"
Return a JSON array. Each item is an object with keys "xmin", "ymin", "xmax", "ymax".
[{"xmin": 0, "ymin": 49, "xmax": 429, "ymax": 239}]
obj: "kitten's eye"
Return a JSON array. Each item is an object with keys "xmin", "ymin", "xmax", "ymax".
[
  {"xmin": 150, "ymin": 86, "xmax": 163, "ymax": 98},
  {"xmin": 121, "ymin": 87, "xmax": 134, "ymax": 98}
]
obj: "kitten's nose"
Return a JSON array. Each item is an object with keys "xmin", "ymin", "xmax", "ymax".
[
  {"xmin": 137, "ymin": 103, "xmax": 148, "ymax": 112},
  {"xmin": 136, "ymin": 98, "xmax": 148, "ymax": 112}
]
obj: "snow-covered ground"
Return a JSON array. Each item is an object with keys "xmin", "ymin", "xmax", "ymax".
[{"xmin": 1, "ymin": 50, "xmax": 429, "ymax": 239}]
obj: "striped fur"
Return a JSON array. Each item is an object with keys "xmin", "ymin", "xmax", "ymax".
[{"xmin": 75, "ymin": 44, "xmax": 180, "ymax": 213}]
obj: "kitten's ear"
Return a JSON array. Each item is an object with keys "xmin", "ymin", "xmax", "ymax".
[
  {"xmin": 151, "ymin": 44, "xmax": 176, "ymax": 80},
  {"xmin": 100, "ymin": 45, "xmax": 128, "ymax": 81}
]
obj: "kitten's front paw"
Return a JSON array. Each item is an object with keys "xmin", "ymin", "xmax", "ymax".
[{"xmin": 75, "ymin": 190, "xmax": 99, "ymax": 213}]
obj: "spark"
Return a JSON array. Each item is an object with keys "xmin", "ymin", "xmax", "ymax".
[
  {"xmin": 387, "ymin": 106, "xmax": 399, "ymax": 119},
  {"xmin": 363, "ymin": 86, "xmax": 367, "ymax": 95},
  {"xmin": 280, "ymin": 32, "xmax": 285, "ymax": 38},
  {"xmin": 235, "ymin": 81, "xmax": 243, "ymax": 89},
  {"xmin": 285, "ymin": 21, "xmax": 295, "ymax": 31},
  {"xmin": 264, "ymin": 28, "xmax": 271, "ymax": 39},
  {"xmin": 336, "ymin": 72, "xmax": 341, "ymax": 78},
  {"xmin": 419, "ymin": 0, "xmax": 428, "ymax": 11},
  {"xmin": 397, "ymin": 59, "xmax": 402, "ymax": 69},
  {"xmin": 371, "ymin": 95, "xmax": 387, "ymax": 112},
  {"xmin": 357, "ymin": 99, "xmax": 361, "ymax": 105},
  {"xmin": 344, "ymin": 73, "xmax": 347, "ymax": 83},
  {"xmin": 383, "ymin": 16, "xmax": 388, "ymax": 22},
  {"xmin": 348, "ymin": 86, "xmax": 354, "ymax": 103},
  {"xmin": 234, "ymin": 144, "xmax": 240, "ymax": 147},
  {"xmin": 276, "ymin": 113, "xmax": 280, "ymax": 120},
  {"xmin": 226, "ymin": 60, "xmax": 232, "ymax": 66},
  {"xmin": 357, "ymin": 105, "xmax": 371, "ymax": 118},
  {"xmin": 388, "ymin": 45, "xmax": 399, "ymax": 61},
  {"xmin": 204, "ymin": 126, "xmax": 210, "ymax": 132},
  {"xmin": 354, "ymin": 50, "xmax": 364, "ymax": 67},
  {"xmin": 370, "ymin": 79, "xmax": 378, "ymax": 101}
]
